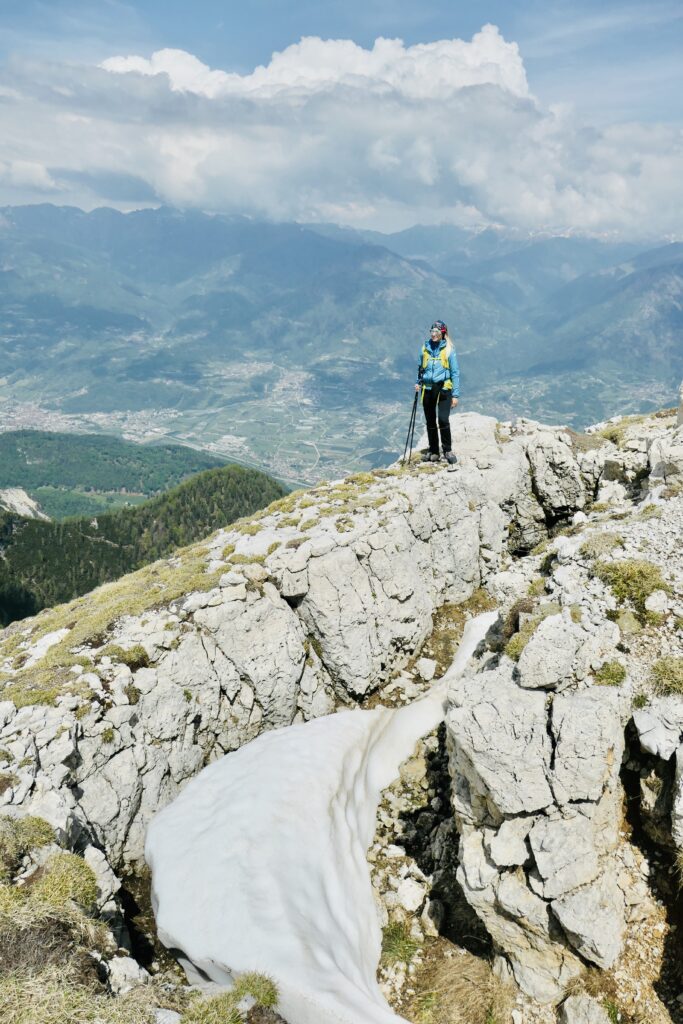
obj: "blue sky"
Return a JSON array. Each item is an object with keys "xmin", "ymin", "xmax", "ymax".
[
  {"xmin": 1, "ymin": 1, "xmax": 682, "ymax": 235},
  {"xmin": 2, "ymin": 0, "xmax": 681, "ymax": 122}
]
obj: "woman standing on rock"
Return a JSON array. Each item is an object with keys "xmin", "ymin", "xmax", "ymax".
[{"xmin": 415, "ymin": 320, "xmax": 460, "ymax": 465}]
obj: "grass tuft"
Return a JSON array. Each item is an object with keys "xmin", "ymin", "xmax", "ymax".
[
  {"xmin": 180, "ymin": 972, "xmax": 279, "ymax": 1024},
  {"xmin": 180, "ymin": 993, "xmax": 240, "ymax": 1024},
  {"xmin": 31, "ymin": 852, "xmax": 98, "ymax": 911},
  {"xmin": 594, "ymin": 661, "xmax": 626, "ymax": 687},
  {"xmin": 650, "ymin": 657, "xmax": 683, "ymax": 696},
  {"xmin": 593, "ymin": 559, "xmax": 670, "ymax": 619},
  {"xmin": 406, "ymin": 943, "xmax": 514, "ymax": 1024},
  {"xmin": 0, "ymin": 963, "xmax": 186, "ymax": 1024},
  {"xmin": 381, "ymin": 921, "xmax": 421, "ymax": 966},
  {"xmin": 580, "ymin": 533, "xmax": 624, "ymax": 560},
  {"xmin": 232, "ymin": 972, "xmax": 278, "ymax": 1007},
  {"xmin": 99, "ymin": 644, "xmax": 149, "ymax": 670},
  {"xmin": 0, "ymin": 816, "xmax": 56, "ymax": 881}
]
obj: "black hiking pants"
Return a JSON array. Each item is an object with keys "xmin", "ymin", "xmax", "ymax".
[{"xmin": 422, "ymin": 383, "xmax": 452, "ymax": 455}]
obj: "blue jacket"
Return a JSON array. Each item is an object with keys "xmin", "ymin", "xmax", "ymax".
[{"xmin": 416, "ymin": 337, "xmax": 460, "ymax": 396}]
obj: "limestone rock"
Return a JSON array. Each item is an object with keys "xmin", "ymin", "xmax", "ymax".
[
  {"xmin": 154, "ymin": 1012, "xmax": 181, "ymax": 1024},
  {"xmin": 633, "ymin": 697, "xmax": 683, "ymax": 760},
  {"xmin": 551, "ymin": 871, "xmax": 625, "ymax": 967},
  {"xmin": 416, "ymin": 658, "xmax": 436, "ymax": 682},
  {"xmin": 495, "ymin": 869, "xmax": 551, "ymax": 938},
  {"xmin": 448, "ymin": 664, "xmax": 554, "ymax": 817},
  {"xmin": 550, "ymin": 689, "xmax": 624, "ymax": 805},
  {"xmin": 458, "ymin": 855, "xmax": 582, "ymax": 1003},
  {"xmin": 107, "ymin": 955, "xmax": 150, "ymax": 995},
  {"xmin": 673, "ymin": 743, "xmax": 683, "ymax": 850},
  {"xmin": 517, "ymin": 612, "xmax": 619, "ymax": 692},
  {"xmin": 524, "ymin": 431, "xmax": 585, "ymax": 517},
  {"xmin": 648, "ymin": 425, "xmax": 683, "ymax": 481},
  {"xmin": 486, "ymin": 817, "xmax": 535, "ymax": 868},
  {"xmin": 528, "ymin": 814, "xmax": 600, "ymax": 899},
  {"xmin": 396, "ymin": 877, "xmax": 427, "ymax": 913},
  {"xmin": 517, "ymin": 613, "xmax": 583, "ymax": 691},
  {"xmin": 84, "ymin": 844, "xmax": 121, "ymax": 908},
  {"xmin": 558, "ymin": 994, "xmax": 611, "ymax": 1024}
]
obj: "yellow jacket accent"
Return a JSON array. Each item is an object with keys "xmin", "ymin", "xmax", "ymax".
[{"xmin": 421, "ymin": 339, "xmax": 453, "ymax": 391}]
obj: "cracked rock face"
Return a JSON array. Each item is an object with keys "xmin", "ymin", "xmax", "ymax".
[{"xmin": 445, "ymin": 579, "xmax": 628, "ymax": 1001}]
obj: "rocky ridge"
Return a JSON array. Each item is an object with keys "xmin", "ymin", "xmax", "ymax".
[{"xmin": 0, "ymin": 400, "xmax": 682, "ymax": 1023}]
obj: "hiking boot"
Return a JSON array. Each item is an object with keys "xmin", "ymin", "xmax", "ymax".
[
  {"xmin": 422, "ymin": 452, "xmax": 440, "ymax": 463},
  {"xmin": 443, "ymin": 451, "xmax": 458, "ymax": 466}
]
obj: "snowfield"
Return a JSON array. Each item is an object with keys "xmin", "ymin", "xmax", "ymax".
[{"xmin": 146, "ymin": 613, "xmax": 496, "ymax": 1024}]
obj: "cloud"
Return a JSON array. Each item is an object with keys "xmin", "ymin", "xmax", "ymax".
[
  {"xmin": 0, "ymin": 27, "xmax": 682, "ymax": 238},
  {"xmin": 0, "ymin": 159, "xmax": 59, "ymax": 192},
  {"xmin": 101, "ymin": 26, "xmax": 530, "ymax": 101}
]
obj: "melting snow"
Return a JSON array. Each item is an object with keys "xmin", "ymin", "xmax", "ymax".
[{"xmin": 146, "ymin": 612, "xmax": 497, "ymax": 1024}]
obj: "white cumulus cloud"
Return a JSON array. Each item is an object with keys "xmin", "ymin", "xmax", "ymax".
[
  {"xmin": 101, "ymin": 26, "xmax": 530, "ymax": 101},
  {"xmin": 0, "ymin": 27, "xmax": 681, "ymax": 238}
]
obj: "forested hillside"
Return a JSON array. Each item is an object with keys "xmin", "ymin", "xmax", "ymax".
[
  {"xmin": 0, "ymin": 464, "xmax": 285, "ymax": 625},
  {"xmin": 0, "ymin": 431, "xmax": 225, "ymax": 518}
]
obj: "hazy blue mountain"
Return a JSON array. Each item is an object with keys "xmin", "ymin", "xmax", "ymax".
[
  {"xmin": 307, "ymin": 222, "xmax": 526, "ymax": 275},
  {"xmin": 535, "ymin": 257, "xmax": 683, "ymax": 374},
  {"xmin": 535, "ymin": 243, "xmax": 683, "ymax": 326},
  {"xmin": 307, "ymin": 222, "xmax": 647, "ymax": 313},
  {"xmin": 455, "ymin": 236, "xmax": 644, "ymax": 311},
  {"xmin": 0, "ymin": 204, "xmax": 679, "ymax": 482}
]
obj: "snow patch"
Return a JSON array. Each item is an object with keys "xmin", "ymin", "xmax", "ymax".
[{"xmin": 147, "ymin": 612, "xmax": 495, "ymax": 1024}]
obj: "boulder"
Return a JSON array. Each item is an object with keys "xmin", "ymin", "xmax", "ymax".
[
  {"xmin": 107, "ymin": 955, "xmax": 150, "ymax": 995},
  {"xmin": 517, "ymin": 613, "xmax": 619, "ymax": 692},
  {"xmin": 550, "ymin": 689, "xmax": 624, "ymax": 805},
  {"xmin": 558, "ymin": 994, "xmax": 611, "ymax": 1024},
  {"xmin": 524, "ymin": 431, "xmax": 585, "ymax": 518},
  {"xmin": 633, "ymin": 697, "xmax": 683, "ymax": 760},
  {"xmin": 448, "ymin": 664, "xmax": 554, "ymax": 818},
  {"xmin": 673, "ymin": 744, "xmax": 683, "ymax": 850},
  {"xmin": 416, "ymin": 658, "xmax": 436, "ymax": 682},
  {"xmin": 396, "ymin": 877, "xmax": 427, "ymax": 913},
  {"xmin": 648, "ymin": 425, "xmax": 683, "ymax": 481}
]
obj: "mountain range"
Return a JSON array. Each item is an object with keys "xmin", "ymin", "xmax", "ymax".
[{"xmin": 0, "ymin": 204, "xmax": 681, "ymax": 482}]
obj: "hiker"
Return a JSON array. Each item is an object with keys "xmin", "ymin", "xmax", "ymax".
[{"xmin": 415, "ymin": 320, "xmax": 460, "ymax": 465}]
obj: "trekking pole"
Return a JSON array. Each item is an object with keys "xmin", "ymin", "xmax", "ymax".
[
  {"xmin": 407, "ymin": 392, "xmax": 419, "ymax": 466},
  {"xmin": 401, "ymin": 391, "xmax": 419, "ymax": 467}
]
